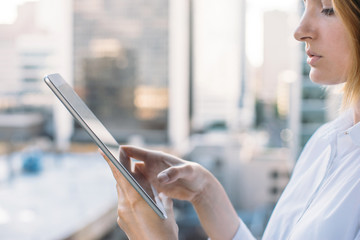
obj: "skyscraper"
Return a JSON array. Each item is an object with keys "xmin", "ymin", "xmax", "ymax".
[
  {"xmin": 192, "ymin": 0, "xmax": 245, "ymax": 131},
  {"xmin": 74, "ymin": 0, "xmax": 169, "ymax": 143}
]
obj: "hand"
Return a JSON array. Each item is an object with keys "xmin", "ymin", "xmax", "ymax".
[
  {"xmin": 116, "ymin": 146, "xmax": 240, "ymax": 240},
  {"xmin": 101, "ymin": 150, "xmax": 179, "ymax": 240},
  {"xmin": 119, "ymin": 145, "xmax": 210, "ymax": 203}
]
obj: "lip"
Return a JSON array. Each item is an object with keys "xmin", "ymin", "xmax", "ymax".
[{"xmin": 306, "ymin": 49, "xmax": 322, "ymax": 66}]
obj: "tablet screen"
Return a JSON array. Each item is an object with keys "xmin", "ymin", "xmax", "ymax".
[{"xmin": 44, "ymin": 73, "xmax": 166, "ymax": 219}]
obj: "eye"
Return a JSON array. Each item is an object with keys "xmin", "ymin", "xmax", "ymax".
[{"xmin": 321, "ymin": 8, "xmax": 335, "ymax": 16}]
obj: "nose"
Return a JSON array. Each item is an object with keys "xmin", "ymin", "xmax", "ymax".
[{"xmin": 293, "ymin": 11, "xmax": 314, "ymax": 42}]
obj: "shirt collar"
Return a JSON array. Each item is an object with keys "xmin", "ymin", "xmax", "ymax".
[
  {"xmin": 337, "ymin": 108, "xmax": 360, "ymax": 147},
  {"xmin": 331, "ymin": 109, "xmax": 353, "ymax": 132},
  {"xmin": 348, "ymin": 121, "xmax": 360, "ymax": 147}
]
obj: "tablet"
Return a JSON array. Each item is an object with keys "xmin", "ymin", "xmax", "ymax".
[{"xmin": 44, "ymin": 73, "xmax": 167, "ymax": 219}]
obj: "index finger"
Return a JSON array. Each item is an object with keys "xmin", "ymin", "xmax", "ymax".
[
  {"xmin": 121, "ymin": 145, "xmax": 157, "ymax": 161},
  {"xmin": 122, "ymin": 145, "xmax": 185, "ymax": 170}
]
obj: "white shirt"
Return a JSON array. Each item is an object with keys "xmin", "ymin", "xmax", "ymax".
[{"xmin": 233, "ymin": 110, "xmax": 360, "ymax": 240}]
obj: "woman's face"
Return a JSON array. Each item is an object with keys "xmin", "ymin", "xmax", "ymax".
[{"xmin": 294, "ymin": 0, "xmax": 352, "ymax": 85}]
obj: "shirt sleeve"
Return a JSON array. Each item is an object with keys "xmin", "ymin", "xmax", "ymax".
[{"xmin": 208, "ymin": 218, "xmax": 256, "ymax": 240}]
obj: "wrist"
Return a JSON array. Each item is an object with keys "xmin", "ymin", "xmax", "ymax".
[
  {"xmin": 188, "ymin": 165, "xmax": 239, "ymax": 240},
  {"xmin": 189, "ymin": 165, "xmax": 215, "ymax": 206}
]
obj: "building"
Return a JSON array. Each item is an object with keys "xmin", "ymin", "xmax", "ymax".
[
  {"xmin": 300, "ymin": 62, "xmax": 327, "ymax": 146},
  {"xmin": 192, "ymin": 0, "xmax": 247, "ymax": 131},
  {"xmin": 0, "ymin": 2, "xmax": 44, "ymax": 97},
  {"xmin": 0, "ymin": 0, "xmax": 73, "ymax": 149},
  {"xmin": 73, "ymin": 0, "xmax": 170, "ymax": 144},
  {"xmin": 0, "ymin": 2, "xmax": 54, "ymax": 142}
]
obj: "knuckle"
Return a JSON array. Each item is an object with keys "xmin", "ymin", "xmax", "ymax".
[
  {"xmin": 117, "ymin": 205, "xmax": 125, "ymax": 216},
  {"xmin": 183, "ymin": 163, "xmax": 194, "ymax": 174},
  {"xmin": 184, "ymin": 163, "xmax": 193, "ymax": 171},
  {"xmin": 182, "ymin": 163, "xmax": 196, "ymax": 180},
  {"xmin": 190, "ymin": 162, "xmax": 201, "ymax": 172}
]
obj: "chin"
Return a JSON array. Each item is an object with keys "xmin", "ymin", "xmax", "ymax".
[{"xmin": 309, "ymin": 69, "xmax": 345, "ymax": 86}]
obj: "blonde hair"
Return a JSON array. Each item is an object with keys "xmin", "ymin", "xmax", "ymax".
[{"xmin": 333, "ymin": 0, "xmax": 360, "ymax": 108}]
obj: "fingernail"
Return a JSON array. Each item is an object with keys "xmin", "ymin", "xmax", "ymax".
[{"xmin": 157, "ymin": 172, "xmax": 169, "ymax": 183}]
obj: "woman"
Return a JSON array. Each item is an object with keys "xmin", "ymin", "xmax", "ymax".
[{"xmin": 102, "ymin": 0, "xmax": 360, "ymax": 239}]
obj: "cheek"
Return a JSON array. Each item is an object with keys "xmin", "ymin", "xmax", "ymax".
[
  {"xmin": 331, "ymin": 48, "xmax": 352, "ymax": 84},
  {"xmin": 331, "ymin": 24, "xmax": 353, "ymax": 77},
  {"xmin": 311, "ymin": 29, "xmax": 352, "ymax": 84}
]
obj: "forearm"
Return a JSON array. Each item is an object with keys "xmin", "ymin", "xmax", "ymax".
[{"xmin": 191, "ymin": 170, "xmax": 240, "ymax": 240}]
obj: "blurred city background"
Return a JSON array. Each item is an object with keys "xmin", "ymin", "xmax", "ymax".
[{"xmin": 0, "ymin": 0, "xmax": 343, "ymax": 239}]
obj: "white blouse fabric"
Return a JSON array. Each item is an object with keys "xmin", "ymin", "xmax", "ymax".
[{"xmin": 232, "ymin": 109, "xmax": 360, "ymax": 240}]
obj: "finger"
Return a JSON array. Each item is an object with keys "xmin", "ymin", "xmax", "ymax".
[
  {"xmin": 133, "ymin": 160, "xmax": 144, "ymax": 169},
  {"xmin": 121, "ymin": 145, "xmax": 152, "ymax": 161},
  {"xmin": 122, "ymin": 145, "xmax": 184, "ymax": 170},
  {"xmin": 157, "ymin": 164, "xmax": 193, "ymax": 184},
  {"xmin": 134, "ymin": 162, "xmax": 150, "ymax": 177},
  {"xmin": 118, "ymin": 146, "xmax": 132, "ymax": 172}
]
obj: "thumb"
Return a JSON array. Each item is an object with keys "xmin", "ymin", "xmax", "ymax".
[{"xmin": 157, "ymin": 164, "xmax": 192, "ymax": 184}]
